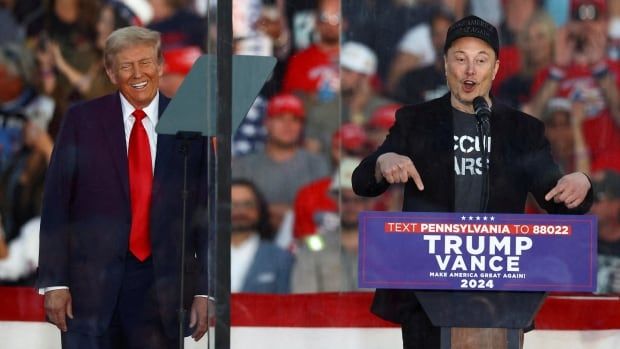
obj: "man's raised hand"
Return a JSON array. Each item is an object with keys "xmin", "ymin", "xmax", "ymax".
[{"xmin": 375, "ymin": 152, "xmax": 424, "ymax": 190}]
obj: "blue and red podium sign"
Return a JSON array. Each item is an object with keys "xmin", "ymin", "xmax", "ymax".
[{"xmin": 358, "ymin": 212, "xmax": 597, "ymax": 292}]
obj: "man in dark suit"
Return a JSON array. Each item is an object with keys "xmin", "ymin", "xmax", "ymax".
[
  {"xmin": 36, "ymin": 26, "xmax": 209, "ymax": 349},
  {"xmin": 352, "ymin": 16, "xmax": 594, "ymax": 349}
]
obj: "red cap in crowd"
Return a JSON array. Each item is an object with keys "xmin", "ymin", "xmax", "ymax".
[
  {"xmin": 163, "ymin": 46, "xmax": 202, "ymax": 75},
  {"xmin": 332, "ymin": 123, "xmax": 368, "ymax": 153},
  {"xmin": 367, "ymin": 104, "xmax": 401, "ymax": 130},
  {"xmin": 266, "ymin": 94, "xmax": 305, "ymax": 119}
]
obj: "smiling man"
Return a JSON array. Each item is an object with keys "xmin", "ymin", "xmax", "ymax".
[
  {"xmin": 352, "ymin": 16, "xmax": 594, "ymax": 349},
  {"xmin": 37, "ymin": 27, "xmax": 210, "ymax": 349}
]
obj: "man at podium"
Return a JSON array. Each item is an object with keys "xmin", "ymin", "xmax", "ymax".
[{"xmin": 352, "ymin": 15, "xmax": 594, "ymax": 349}]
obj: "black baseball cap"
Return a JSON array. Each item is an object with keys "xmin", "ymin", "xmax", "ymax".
[{"xmin": 444, "ymin": 15, "xmax": 499, "ymax": 58}]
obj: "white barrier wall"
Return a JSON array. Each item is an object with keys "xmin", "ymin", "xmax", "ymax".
[{"xmin": 2, "ymin": 322, "xmax": 620, "ymax": 349}]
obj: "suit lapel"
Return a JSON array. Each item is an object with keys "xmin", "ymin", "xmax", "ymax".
[
  {"xmin": 487, "ymin": 100, "xmax": 509, "ymax": 210},
  {"xmin": 152, "ymin": 95, "xmax": 174, "ymax": 199},
  {"xmin": 242, "ymin": 243, "xmax": 261, "ymax": 291},
  {"xmin": 100, "ymin": 93, "xmax": 130, "ymax": 201}
]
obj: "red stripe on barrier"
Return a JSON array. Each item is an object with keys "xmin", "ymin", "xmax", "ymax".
[
  {"xmin": 0, "ymin": 287, "xmax": 45, "ymax": 321},
  {"xmin": 231, "ymin": 293, "xmax": 396, "ymax": 328},
  {"xmin": 536, "ymin": 293, "xmax": 620, "ymax": 330},
  {"xmin": 1, "ymin": 288, "xmax": 619, "ymax": 329}
]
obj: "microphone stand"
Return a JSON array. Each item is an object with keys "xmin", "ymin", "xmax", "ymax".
[
  {"xmin": 176, "ymin": 130, "xmax": 201, "ymax": 349},
  {"xmin": 477, "ymin": 117, "xmax": 490, "ymax": 213}
]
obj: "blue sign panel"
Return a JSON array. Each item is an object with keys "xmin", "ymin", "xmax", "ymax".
[{"xmin": 358, "ymin": 212, "xmax": 597, "ymax": 292}]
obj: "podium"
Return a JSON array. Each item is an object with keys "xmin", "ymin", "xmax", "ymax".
[
  {"xmin": 415, "ymin": 291, "xmax": 545, "ymax": 349},
  {"xmin": 358, "ymin": 211, "xmax": 598, "ymax": 349}
]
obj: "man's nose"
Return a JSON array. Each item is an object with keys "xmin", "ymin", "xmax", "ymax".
[
  {"xmin": 466, "ymin": 62, "xmax": 475, "ymax": 75},
  {"xmin": 132, "ymin": 63, "xmax": 143, "ymax": 77}
]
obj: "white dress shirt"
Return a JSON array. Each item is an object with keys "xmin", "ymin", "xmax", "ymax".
[
  {"xmin": 231, "ymin": 234, "xmax": 260, "ymax": 293},
  {"xmin": 120, "ymin": 92, "xmax": 159, "ymax": 171}
]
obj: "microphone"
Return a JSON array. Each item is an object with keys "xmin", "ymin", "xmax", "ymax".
[
  {"xmin": 472, "ymin": 97, "xmax": 491, "ymax": 213},
  {"xmin": 473, "ymin": 96, "xmax": 491, "ymax": 126}
]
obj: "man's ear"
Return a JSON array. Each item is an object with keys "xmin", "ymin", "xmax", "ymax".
[
  {"xmin": 492, "ymin": 59, "xmax": 500, "ymax": 80},
  {"xmin": 105, "ymin": 67, "xmax": 118, "ymax": 85}
]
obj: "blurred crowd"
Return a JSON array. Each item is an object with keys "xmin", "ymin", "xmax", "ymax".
[{"xmin": 0, "ymin": 0, "xmax": 619, "ymax": 295}]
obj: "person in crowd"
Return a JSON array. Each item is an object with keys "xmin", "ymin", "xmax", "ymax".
[
  {"xmin": 528, "ymin": 0, "xmax": 620, "ymax": 173},
  {"xmin": 386, "ymin": 4, "xmax": 456, "ymax": 94},
  {"xmin": 352, "ymin": 15, "xmax": 593, "ymax": 349},
  {"xmin": 0, "ymin": 4, "xmax": 25, "ymax": 45},
  {"xmin": 293, "ymin": 157, "xmax": 373, "ymax": 293},
  {"xmin": 147, "ymin": 0, "xmax": 207, "ymax": 51},
  {"xmin": 231, "ymin": 179, "xmax": 294, "ymax": 293},
  {"xmin": 543, "ymin": 98, "xmax": 590, "ymax": 174},
  {"xmin": 44, "ymin": 0, "xmax": 141, "ymax": 102},
  {"xmin": 365, "ymin": 104, "xmax": 400, "ymax": 151},
  {"xmin": 497, "ymin": 10, "xmax": 556, "ymax": 109},
  {"xmin": 491, "ymin": 0, "xmax": 540, "ymax": 88},
  {"xmin": 0, "ymin": 44, "xmax": 53, "ymax": 286},
  {"xmin": 282, "ymin": 0, "xmax": 342, "ymax": 157},
  {"xmin": 253, "ymin": 2, "xmax": 292, "ymax": 97},
  {"xmin": 233, "ymin": 93, "xmax": 329, "ymax": 231},
  {"xmin": 591, "ymin": 170, "xmax": 620, "ymax": 294},
  {"xmin": 0, "ymin": 43, "xmax": 54, "ymax": 248},
  {"xmin": 37, "ymin": 26, "xmax": 210, "ymax": 348},
  {"xmin": 36, "ymin": 0, "xmax": 100, "ymax": 136},
  {"xmin": 340, "ymin": 41, "xmax": 391, "ymax": 125},
  {"xmin": 0, "ymin": 0, "xmax": 46, "ymax": 41},
  {"xmin": 0, "ymin": 216, "xmax": 40, "ymax": 283},
  {"xmin": 391, "ymin": 7, "xmax": 453, "ymax": 105},
  {"xmin": 159, "ymin": 45, "xmax": 201, "ymax": 97},
  {"xmin": 282, "ymin": 0, "xmax": 339, "ymax": 100},
  {"xmin": 344, "ymin": 0, "xmax": 439, "ymax": 85},
  {"xmin": 256, "ymin": 3, "xmax": 292, "ymax": 62},
  {"xmin": 293, "ymin": 123, "xmax": 368, "ymax": 240}
]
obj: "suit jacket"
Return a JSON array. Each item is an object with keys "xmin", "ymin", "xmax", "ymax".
[
  {"xmin": 36, "ymin": 92, "xmax": 209, "ymax": 337},
  {"xmin": 352, "ymin": 93, "xmax": 593, "ymax": 324},
  {"xmin": 241, "ymin": 241, "xmax": 294, "ymax": 293}
]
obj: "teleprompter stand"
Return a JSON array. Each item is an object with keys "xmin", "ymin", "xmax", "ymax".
[
  {"xmin": 156, "ymin": 54, "xmax": 276, "ymax": 349},
  {"xmin": 415, "ymin": 291, "xmax": 546, "ymax": 349}
]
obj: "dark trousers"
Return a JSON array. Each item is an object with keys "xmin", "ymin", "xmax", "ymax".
[
  {"xmin": 61, "ymin": 255, "xmax": 177, "ymax": 349},
  {"xmin": 401, "ymin": 310, "xmax": 441, "ymax": 349}
]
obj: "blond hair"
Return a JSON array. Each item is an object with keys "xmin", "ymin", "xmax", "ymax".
[{"xmin": 104, "ymin": 26, "xmax": 162, "ymax": 70}]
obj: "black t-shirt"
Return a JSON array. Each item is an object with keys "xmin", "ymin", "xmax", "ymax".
[{"xmin": 453, "ymin": 108, "xmax": 491, "ymax": 212}]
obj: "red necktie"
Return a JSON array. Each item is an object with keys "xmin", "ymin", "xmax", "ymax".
[{"xmin": 128, "ymin": 109, "xmax": 153, "ymax": 261}]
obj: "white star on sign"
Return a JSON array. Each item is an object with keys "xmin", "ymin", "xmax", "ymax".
[
  {"xmin": 490, "ymin": 216, "xmax": 495, "ymax": 221},
  {"xmin": 461, "ymin": 216, "xmax": 466, "ymax": 221},
  {"xmin": 469, "ymin": 216, "xmax": 474, "ymax": 221},
  {"xmin": 476, "ymin": 216, "xmax": 481, "ymax": 221},
  {"xmin": 483, "ymin": 216, "xmax": 488, "ymax": 221}
]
